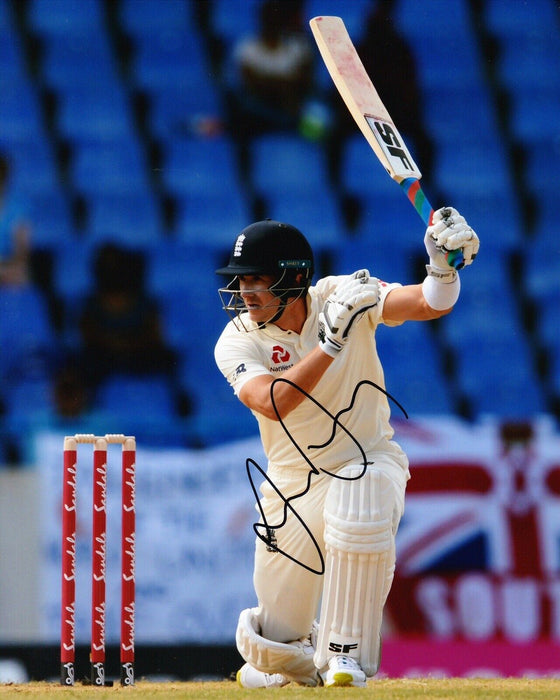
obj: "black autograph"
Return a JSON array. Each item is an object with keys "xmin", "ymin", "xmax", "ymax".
[{"xmin": 246, "ymin": 378, "xmax": 407, "ymax": 575}]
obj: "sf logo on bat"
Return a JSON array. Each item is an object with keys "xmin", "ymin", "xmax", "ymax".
[{"xmin": 365, "ymin": 116, "xmax": 418, "ymax": 177}]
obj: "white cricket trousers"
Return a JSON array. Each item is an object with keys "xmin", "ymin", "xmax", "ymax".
[{"xmin": 251, "ymin": 452, "xmax": 408, "ymax": 644}]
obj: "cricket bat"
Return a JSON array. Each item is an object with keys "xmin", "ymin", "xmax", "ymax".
[{"xmin": 310, "ymin": 15, "xmax": 464, "ymax": 269}]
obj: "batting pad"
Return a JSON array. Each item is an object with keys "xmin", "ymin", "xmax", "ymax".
[
  {"xmin": 314, "ymin": 466, "xmax": 397, "ymax": 677},
  {"xmin": 236, "ymin": 608, "xmax": 319, "ymax": 686}
]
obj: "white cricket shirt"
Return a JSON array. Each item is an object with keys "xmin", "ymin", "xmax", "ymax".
[{"xmin": 214, "ymin": 275, "xmax": 409, "ymax": 475}]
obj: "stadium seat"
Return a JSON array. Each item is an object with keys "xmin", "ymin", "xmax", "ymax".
[
  {"xmin": 86, "ymin": 191, "xmax": 163, "ymax": 250},
  {"xmin": 129, "ymin": 27, "xmax": 210, "ymax": 92},
  {"xmin": 7, "ymin": 137, "xmax": 59, "ymax": 195},
  {"xmin": 56, "ymin": 85, "xmax": 134, "ymax": 144},
  {"xmin": 508, "ymin": 87, "xmax": 560, "ymax": 147},
  {"xmin": 160, "ymin": 136, "xmax": 241, "ymax": 198},
  {"xmin": 455, "ymin": 336, "xmax": 546, "ymax": 418},
  {"xmin": 496, "ymin": 33, "xmax": 560, "ymax": 91},
  {"xmin": 422, "ymin": 84, "xmax": 499, "ymax": 147},
  {"xmin": 333, "ymin": 241, "xmax": 417, "ymax": 286},
  {"xmin": 147, "ymin": 83, "xmax": 224, "ymax": 142},
  {"xmin": 375, "ymin": 322, "xmax": 454, "ymax": 416},
  {"xmin": 209, "ymin": 0, "xmax": 261, "ymax": 47},
  {"xmin": 119, "ymin": 0, "xmax": 196, "ymax": 37},
  {"xmin": 0, "ymin": 285, "xmax": 56, "ymax": 384},
  {"xmin": 69, "ymin": 139, "xmax": 150, "ymax": 197},
  {"xmin": 28, "ymin": 188, "xmax": 75, "ymax": 251},
  {"xmin": 263, "ymin": 189, "xmax": 346, "ymax": 250},
  {"xmin": 0, "ymin": 83, "xmax": 44, "ymax": 142},
  {"xmin": 146, "ymin": 240, "xmax": 222, "ymax": 302},
  {"xmin": 482, "ymin": 0, "xmax": 558, "ymax": 40},
  {"xmin": 39, "ymin": 32, "xmax": 118, "ymax": 91},
  {"xmin": 250, "ymin": 133, "xmax": 332, "ymax": 197},
  {"xmin": 432, "ymin": 140, "xmax": 513, "ymax": 198},
  {"xmin": 27, "ymin": 0, "xmax": 105, "ymax": 36},
  {"xmin": 174, "ymin": 190, "xmax": 251, "ymax": 247},
  {"xmin": 396, "ymin": 0, "xmax": 472, "ymax": 39},
  {"xmin": 0, "ymin": 26, "xmax": 28, "ymax": 81}
]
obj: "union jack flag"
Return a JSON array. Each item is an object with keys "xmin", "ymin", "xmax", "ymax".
[{"xmin": 387, "ymin": 419, "xmax": 560, "ymax": 640}]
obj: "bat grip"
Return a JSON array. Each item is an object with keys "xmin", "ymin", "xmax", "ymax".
[{"xmin": 400, "ymin": 178, "xmax": 464, "ymax": 270}]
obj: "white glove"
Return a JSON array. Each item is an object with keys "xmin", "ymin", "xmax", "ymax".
[
  {"xmin": 318, "ymin": 269, "xmax": 379, "ymax": 358},
  {"xmin": 424, "ymin": 207, "xmax": 479, "ymax": 277}
]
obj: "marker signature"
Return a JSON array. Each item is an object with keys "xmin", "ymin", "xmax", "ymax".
[{"xmin": 246, "ymin": 378, "xmax": 407, "ymax": 574}]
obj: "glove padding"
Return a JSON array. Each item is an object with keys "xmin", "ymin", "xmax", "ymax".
[
  {"xmin": 424, "ymin": 207, "xmax": 479, "ymax": 274},
  {"xmin": 318, "ymin": 269, "xmax": 379, "ymax": 358}
]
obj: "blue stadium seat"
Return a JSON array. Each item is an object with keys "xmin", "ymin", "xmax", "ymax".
[
  {"xmin": 405, "ymin": 29, "xmax": 482, "ymax": 90},
  {"xmin": 27, "ymin": 0, "xmax": 105, "ymax": 36},
  {"xmin": 0, "ymin": 27, "xmax": 28, "ymax": 81},
  {"xmin": 129, "ymin": 27, "xmax": 210, "ymax": 92},
  {"xmin": 482, "ymin": 0, "xmax": 558, "ymax": 40},
  {"xmin": 524, "ymin": 235, "xmax": 560, "ymax": 303},
  {"xmin": 0, "ymin": 83, "xmax": 44, "ymax": 141},
  {"xmin": 341, "ymin": 134, "xmax": 402, "ymax": 200},
  {"xmin": 174, "ymin": 190, "xmax": 251, "ymax": 246},
  {"xmin": 433, "ymin": 140, "xmax": 513, "ymax": 198},
  {"xmin": 524, "ymin": 142, "xmax": 560, "ymax": 199},
  {"xmin": 70, "ymin": 139, "xmax": 150, "ymax": 197},
  {"xmin": 39, "ymin": 32, "xmax": 118, "ymax": 91},
  {"xmin": 455, "ymin": 336, "xmax": 546, "ymax": 418},
  {"xmin": 147, "ymin": 85, "xmax": 223, "ymax": 142},
  {"xmin": 446, "ymin": 190, "xmax": 523, "ymax": 250},
  {"xmin": 28, "ymin": 188, "xmax": 75, "ymax": 251},
  {"xmin": 0, "ymin": 285, "xmax": 56, "ymax": 384},
  {"xmin": 7, "ymin": 137, "xmax": 59, "ymax": 195},
  {"xmin": 97, "ymin": 374, "xmax": 176, "ymax": 418},
  {"xmin": 210, "ymin": 0, "xmax": 262, "ymax": 47},
  {"xmin": 86, "ymin": 192, "xmax": 163, "ymax": 250},
  {"xmin": 52, "ymin": 236, "xmax": 96, "ymax": 311},
  {"xmin": 375, "ymin": 322, "xmax": 454, "ymax": 416},
  {"xmin": 251, "ymin": 133, "xmax": 331, "ymax": 197},
  {"xmin": 333, "ymin": 241, "xmax": 417, "ymax": 286},
  {"xmin": 439, "ymin": 246, "xmax": 520, "ymax": 347},
  {"xmin": 396, "ymin": 0, "xmax": 473, "ymax": 39},
  {"xmin": 496, "ymin": 32, "xmax": 560, "ymax": 91},
  {"xmin": 161, "ymin": 136, "xmax": 241, "ymax": 197},
  {"xmin": 422, "ymin": 84, "xmax": 499, "ymax": 146},
  {"xmin": 263, "ymin": 189, "xmax": 346, "ymax": 250},
  {"xmin": 119, "ymin": 0, "xmax": 196, "ymax": 36},
  {"xmin": 146, "ymin": 240, "xmax": 221, "ymax": 303},
  {"xmin": 535, "ymin": 291, "xmax": 560, "ymax": 355},
  {"xmin": 56, "ymin": 85, "xmax": 134, "ymax": 143},
  {"xmin": 508, "ymin": 87, "xmax": 560, "ymax": 147}
]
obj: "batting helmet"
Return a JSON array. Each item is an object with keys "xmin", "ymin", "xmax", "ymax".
[
  {"xmin": 216, "ymin": 220, "xmax": 314, "ymax": 328},
  {"xmin": 216, "ymin": 219, "xmax": 314, "ymax": 280}
]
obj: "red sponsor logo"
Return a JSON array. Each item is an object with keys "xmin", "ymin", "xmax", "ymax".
[{"xmin": 271, "ymin": 345, "xmax": 290, "ymax": 364}]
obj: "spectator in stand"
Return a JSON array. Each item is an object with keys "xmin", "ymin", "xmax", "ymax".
[
  {"xmin": 0, "ymin": 154, "xmax": 31, "ymax": 287},
  {"xmin": 223, "ymin": 0, "xmax": 317, "ymax": 178},
  {"xmin": 77, "ymin": 243, "xmax": 180, "ymax": 393}
]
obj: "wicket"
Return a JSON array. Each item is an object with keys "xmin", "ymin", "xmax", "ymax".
[{"xmin": 60, "ymin": 434, "xmax": 136, "ymax": 687}]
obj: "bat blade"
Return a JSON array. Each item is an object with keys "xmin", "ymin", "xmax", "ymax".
[{"xmin": 310, "ymin": 15, "xmax": 464, "ymax": 268}]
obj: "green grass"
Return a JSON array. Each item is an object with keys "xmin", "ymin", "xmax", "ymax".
[{"xmin": 2, "ymin": 679, "xmax": 560, "ymax": 699}]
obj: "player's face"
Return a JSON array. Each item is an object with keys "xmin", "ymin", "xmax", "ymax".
[{"xmin": 238, "ymin": 274, "xmax": 281, "ymax": 323}]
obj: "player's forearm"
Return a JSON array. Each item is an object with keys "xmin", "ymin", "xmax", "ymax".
[{"xmin": 240, "ymin": 345, "xmax": 334, "ymax": 421}]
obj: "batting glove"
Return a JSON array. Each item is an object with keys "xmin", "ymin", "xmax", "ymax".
[
  {"xmin": 318, "ymin": 269, "xmax": 380, "ymax": 358},
  {"xmin": 424, "ymin": 207, "xmax": 480, "ymax": 277}
]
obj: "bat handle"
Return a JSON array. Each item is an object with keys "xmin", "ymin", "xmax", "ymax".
[{"xmin": 400, "ymin": 179, "xmax": 464, "ymax": 270}]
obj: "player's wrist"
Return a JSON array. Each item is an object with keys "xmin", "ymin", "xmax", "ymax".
[
  {"xmin": 425, "ymin": 263, "xmax": 457, "ymax": 284},
  {"xmin": 422, "ymin": 268, "xmax": 460, "ymax": 310},
  {"xmin": 319, "ymin": 335, "xmax": 344, "ymax": 358}
]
